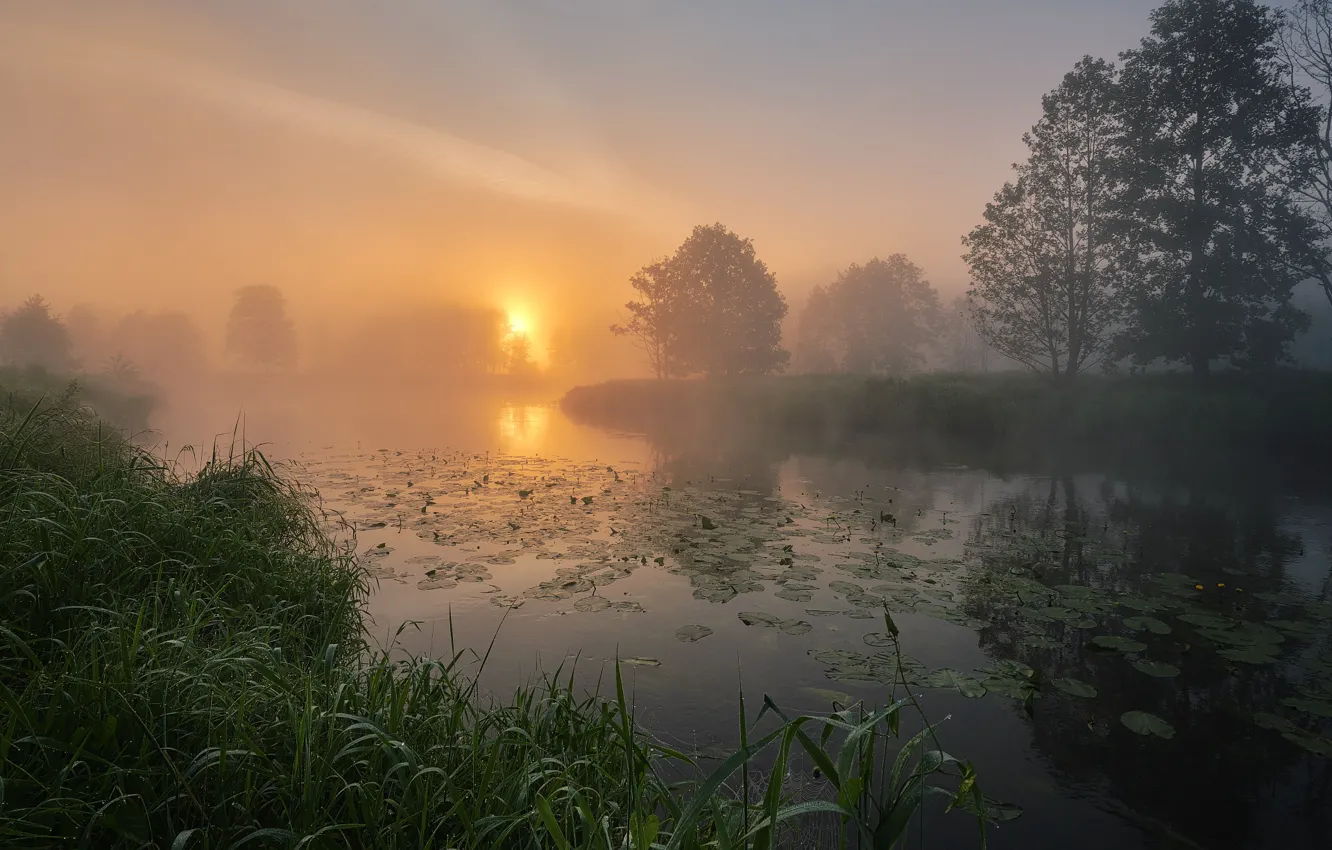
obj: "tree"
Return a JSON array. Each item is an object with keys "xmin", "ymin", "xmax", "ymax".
[
  {"xmin": 1282, "ymin": 0, "xmax": 1332, "ymax": 311},
  {"xmin": 502, "ymin": 331, "xmax": 537, "ymax": 375},
  {"xmin": 0, "ymin": 295, "xmax": 74, "ymax": 371},
  {"xmin": 614, "ymin": 224, "xmax": 789, "ymax": 377},
  {"xmin": 610, "ymin": 258, "xmax": 686, "ymax": 378},
  {"xmin": 225, "ymin": 286, "xmax": 297, "ymax": 370},
  {"xmin": 1115, "ymin": 0, "xmax": 1320, "ymax": 375},
  {"xmin": 964, "ymin": 57, "xmax": 1123, "ymax": 383},
  {"xmin": 795, "ymin": 255, "xmax": 942, "ymax": 375}
]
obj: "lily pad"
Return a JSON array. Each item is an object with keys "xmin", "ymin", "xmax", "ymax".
[
  {"xmin": 1052, "ymin": 677, "xmax": 1098, "ymax": 698},
  {"xmin": 863, "ymin": 632, "xmax": 896, "ymax": 648},
  {"xmin": 574, "ymin": 596, "xmax": 612, "ymax": 613},
  {"xmin": 1218, "ymin": 646, "xmax": 1280, "ymax": 665},
  {"xmin": 1280, "ymin": 696, "xmax": 1332, "ymax": 718},
  {"xmin": 1178, "ymin": 613, "xmax": 1235, "ymax": 629},
  {"xmin": 1131, "ymin": 659, "xmax": 1180, "ymax": 678},
  {"xmin": 774, "ymin": 587, "xmax": 814, "ymax": 602},
  {"xmin": 738, "ymin": 612, "xmax": 782, "ymax": 627},
  {"xmin": 1121, "ymin": 710, "xmax": 1175, "ymax": 739},
  {"xmin": 622, "ymin": 657, "xmax": 661, "ymax": 667},
  {"xmin": 1123, "ymin": 616, "xmax": 1172, "ymax": 635},
  {"xmin": 674, "ymin": 624, "xmax": 714, "ymax": 643},
  {"xmin": 1023, "ymin": 636, "xmax": 1059, "ymax": 650},
  {"xmin": 781, "ymin": 619, "xmax": 814, "ymax": 635},
  {"xmin": 1090, "ymin": 635, "xmax": 1148, "ymax": 653},
  {"xmin": 1283, "ymin": 730, "xmax": 1332, "ymax": 757},
  {"xmin": 923, "ymin": 668, "xmax": 987, "ymax": 698}
]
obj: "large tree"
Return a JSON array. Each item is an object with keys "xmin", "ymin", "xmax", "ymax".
[
  {"xmin": 964, "ymin": 57, "xmax": 1123, "ymax": 382},
  {"xmin": 795, "ymin": 255, "xmax": 941, "ymax": 375},
  {"xmin": 0, "ymin": 295, "xmax": 74, "ymax": 372},
  {"xmin": 1282, "ymin": 0, "xmax": 1332, "ymax": 311},
  {"xmin": 614, "ymin": 224, "xmax": 788, "ymax": 377},
  {"xmin": 225, "ymin": 285, "xmax": 297, "ymax": 370},
  {"xmin": 1115, "ymin": 0, "xmax": 1320, "ymax": 375}
]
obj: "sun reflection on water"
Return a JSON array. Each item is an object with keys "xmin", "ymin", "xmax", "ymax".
[{"xmin": 495, "ymin": 404, "xmax": 551, "ymax": 454}]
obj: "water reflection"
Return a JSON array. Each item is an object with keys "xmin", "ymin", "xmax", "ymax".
[{"xmin": 261, "ymin": 400, "xmax": 1330, "ymax": 850}]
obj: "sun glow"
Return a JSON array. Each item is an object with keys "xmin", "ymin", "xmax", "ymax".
[{"xmin": 507, "ymin": 312, "xmax": 530, "ymax": 335}]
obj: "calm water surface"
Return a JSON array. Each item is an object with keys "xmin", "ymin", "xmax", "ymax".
[{"xmin": 160, "ymin": 390, "xmax": 1332, "ymax": 850}]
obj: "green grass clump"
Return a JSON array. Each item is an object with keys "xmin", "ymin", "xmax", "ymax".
[{"xmin": 1, "ymin": 393, "xmax": 990, "ymax": 848}]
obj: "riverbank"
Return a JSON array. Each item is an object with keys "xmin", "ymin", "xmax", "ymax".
[
  {"xmin": 560, "ymin": 372, "xmax": 1332, "ymax": 478},
  {"xmin": 0, "ymin": 392, "xmax": 990, "ymax": 848}
]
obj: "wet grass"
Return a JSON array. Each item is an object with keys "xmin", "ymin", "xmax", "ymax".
[
  {"xmin": 0, "ymin": 392, "xmax": 992, "ymax": 848},
  {"xmin": 560, "ymin": 371, "xmax": 1332, "ymax": 478}
]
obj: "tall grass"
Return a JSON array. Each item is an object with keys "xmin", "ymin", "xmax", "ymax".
[{"xmin": 0, "ymin": 392, "xmax": 990, "ymax": 848}]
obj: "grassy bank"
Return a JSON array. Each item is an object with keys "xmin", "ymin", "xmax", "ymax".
[
  {"xmin": 0, "ymin": 393, "xmax": 991, "ymax": 848},
  {"xmin": 561, "ymin": 371, "xmax": 1332, "ymax": 476},
  {"xmin": 1, "ymin": 365, "xmax": 155, "ymax": 433}
]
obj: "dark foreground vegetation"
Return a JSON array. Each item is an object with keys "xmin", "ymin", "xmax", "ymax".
[
  {"xmin": 0, "ymin": 391, "xmax": 997, "ymax": 848},
  {"xmin": 561, "ymin": 372, "xmax": 1332, "ymax": 479}
]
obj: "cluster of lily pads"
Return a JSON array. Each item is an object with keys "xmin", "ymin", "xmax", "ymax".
[{"xmin": 295, "ymin": 447, "xmax": 1332, "ymax": 759}]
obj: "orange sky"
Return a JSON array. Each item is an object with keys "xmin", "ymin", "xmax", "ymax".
[{"xmin": 0, "ymin": 0, "xmax": 1178, "ymax": 370}]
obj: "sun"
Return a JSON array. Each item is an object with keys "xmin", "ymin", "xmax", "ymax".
[{"xmin": 507, "ymin": 313, "xmax": 529, "ymax": 336}]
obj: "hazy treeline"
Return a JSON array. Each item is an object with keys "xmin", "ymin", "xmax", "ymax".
[
  {"xmin": 0, "ymin": 287, "xmax": 584, "ymax": 387},
  {"xmin": 612, "ymin": 0, "xmax": 1332, "ymax": 384}
]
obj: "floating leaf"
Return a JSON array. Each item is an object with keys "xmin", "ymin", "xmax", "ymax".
[
  {"xmin": 982, "ymin": 677, "xmax": 1035, "ymax": 700},
  {"xmin": 863, "ymin": 632, "xmax": 895, "ymax": 648},
  {"xmin": 1121, "ymin": 711, "xmax": 1175, "ymax": 739},
  {"xmin": 923, "ymin": 668, "xmax": 987, "ymax": 698},
  {"xmin": 738, "ymin": 612, "xmax": 782, "ymax": 627},
  {"xmin": 1117, "ymin": 595, "xmax": 1164, "ymax": 612},
  {"xmin": 1253, "ymin": 711, "xmax": 1296, "ymax": 732},
  {"xmin": 1023, "ymin": 636, "xmax": 1059, "ymax": 650},
  {"xmin": 774, "ymin": 588, "xmax": 813, "ymax": 602},
  {"xmin": 622, "ymin": 657, "xmax": 660, "ymax": 667},
  {"xmin": 698, "ymin": 515, "xmax": 717, "ymax": 530},
  {"xmin": 1270, "ymin": 619, "xmax": 1319, "ymax": 636},
  {"xmin": 1131, "ymin": 659, "xmax": 1180, "ymax": 678},
  {"xmin": 1218, "ymin": 646, "xmax": 1279, "ymax": 665},
  {"xmin": 1282, "ymin": 730, "xmax": 1332, "ymax": 757},
  {"xmin": 1090, "ymin": 635, "xmax": 1147, "ymax": 653},
  {"xmin": 1052, "ymin": 677, "xmax": 1097, "ymax": 698},
  {"xmin": 1123, "ymin": 616, "xmax": 1172, "ymax": 635},
  {"xmin": 781, "ymin": 619, "xmax": 813, "ymax": 635},
  {"xmin": 674, "ymin": 624, "xmax": 713, "ymax": 643},
  {"xmin": 1280, "ymin": 696, "xmax": 1332, "ymax": 718},
  {"xmin": 1177, "ymin": 613, "xmax": 1235, "ymax": 629},
  {"xmin": 574, "ymin": 596, "xmax": 611, "ymax": 613}
]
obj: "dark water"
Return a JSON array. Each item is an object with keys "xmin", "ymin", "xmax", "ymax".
[{"xmin": 159, "ymin": 392, "xmax": 1332, "ymax": 849}]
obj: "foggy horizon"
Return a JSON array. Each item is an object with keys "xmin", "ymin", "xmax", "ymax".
[{"xmin": 1, "ymin": 0, "xmax": 1198, "ymax": 378}]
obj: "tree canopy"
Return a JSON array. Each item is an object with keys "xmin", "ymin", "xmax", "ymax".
[
  {"xmin": 225, "ymin": 286, "xmax": 297, "ymax": 370},
  {"xmin": 613, "ymin": 224, "xmax": 788, "ymax": 377},
  {"xmin": 795, "ymin": 255, "xmax": 941, "ymax": 375},
  {"xmin": 1115, "ymin": 0, "xmax": 1320, "ymax": 374},
  {"xmin": 964, "ymin": 57, "xmax": 1123, "ymax": 382},
  {"xmin": 0, "ymin": 295, "xmax": 74, "ymax": 372}
]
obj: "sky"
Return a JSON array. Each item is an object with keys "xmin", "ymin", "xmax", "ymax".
[{"xmin": 0, "ymin": 0, "xmax": 1260, "ymax": 356}]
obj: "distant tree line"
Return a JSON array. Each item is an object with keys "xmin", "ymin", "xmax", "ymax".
[
  {"xmin": 614, "ymin": 0, "xmax": 1332, "ymax": 384},
  {"xmin": 966, "ymin": 0, "xmax": 1332, "ymax": 383}
]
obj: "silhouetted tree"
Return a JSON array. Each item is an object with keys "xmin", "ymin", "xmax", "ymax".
[
  {"xmin": 795, "ymin": 255, "xmax": 941, "ymax": 375},
  {"xmin": 1115, "ymin": 0, "xmax": 1320, "ymax": 375},
  {"xmin": 611, "ymin": 258, "xmax": 686, "ymax": 378},
  {"xmin": 964, "ymin": 57, "xmax": 1123, "ymax": 383},
  {"xmin": 1282, "ymin": 0, "xmax": 1332, "ymax": 311},
  {"xmin": 503, "ymin": 331, "xmax": 537, "ymax": 375},
  {"xmin": 225, "ymin": 286, "xmax": 296, "ymax": 370},
  {"xmin": 0, "ymin": 295, "xmax": 73, "ymax": 371},
  {"xmin": 615, "ymin": 224, "xmax": 788, "ymax": 377}
]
